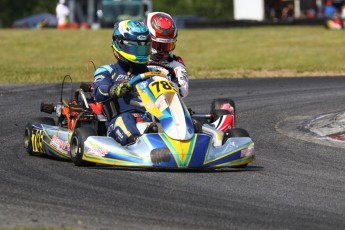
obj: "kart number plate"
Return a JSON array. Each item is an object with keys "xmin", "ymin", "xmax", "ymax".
[{"xmin": 149, "ymin": 80, "xmax": 175, "ymax": 97}]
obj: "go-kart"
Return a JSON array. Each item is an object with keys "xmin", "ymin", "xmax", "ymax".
[{"xmin": 24, "ymin": 71, "xmax": 255, "ymax": 169}]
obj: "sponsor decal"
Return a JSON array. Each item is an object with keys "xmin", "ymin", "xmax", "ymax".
[
  {"xmin": 146, "ymin": 102, "xmax": 155, "ymax": 109},
  {"xmin": 177, "ymin": 69, "xmax": 188, "ymax": 82},
  {"xmin": 50, "ymin": 135, "xmax": 70, "ymax": 154},
  {"xmin": 137, "ymin": 35, "xmax": 148, "ymax": 40},
  {"xmin": 86, "ymin": 147, "xmax": 108, "ymax": 157},
  {"xmin": 155, "ymin": 95, "xmax": 168, "ymax": 111},
  {"xmin": 115, "ymin": 74, "xmax": 131, "ymax": 81},
  {"xmin": 155, "ymin": 37, "xmax": 173, "ymax": 43},
  {"xmin": 241, "ymin": 146, "xmax": 254, "ymax": 157},
  {"xmin": 116, "ymin": 129, "xmax": 124, "ymax": 139},
  {"xmin": 228, "ymin": 141, "xmax": 237, "ymax": 147},
  {"xmin": 138, "ymin": 81, "xmax": 148, "ymax": 90},
  {"xmin": 94, "ymin": 75, "xmax": 105, "ymax": 82}
]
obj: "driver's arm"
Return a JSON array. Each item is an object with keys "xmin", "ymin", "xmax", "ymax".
[
  {"xmin": 93, "ymin": 66, "xmax": 113, "ymax": 102},
  {"xmin": 174, "ymin": 65, "xmax": 189, "ymax": 98}
]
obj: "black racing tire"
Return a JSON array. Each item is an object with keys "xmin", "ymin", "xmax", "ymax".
[
  {"xmin": 222, "ymin": 128, "xmax": 250, "ymax": 168},
  {"xmin": 223, "ymin": 128, "xmax": 249, "ymax": 140},
  {"xmin": 210, "ymin": 98, "xmax": 236, "ymax": 126},
  {"xmin": 97, "ymin": 121, "xmax": 107, "ymax": 136},
  {"xmin": 70, "ymin": 127, "xmax": 97, "ymax": 167},
  {"xmin": 24, "ymin": 117, "xmax": 56, "ymax": 155}
]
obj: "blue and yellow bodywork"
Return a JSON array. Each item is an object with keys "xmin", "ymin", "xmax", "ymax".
[
  {"xmin": 81, "ymin": 133, "xmax": 254, "ymax": 169},
  {"xmin": 29, "ymin": 123, "xmax": 254, "ymax": 169}
]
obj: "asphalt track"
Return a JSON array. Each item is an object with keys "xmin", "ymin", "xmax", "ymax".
[{"xmin": 1, "ymin": 77, "xmax": 345, "ymax": 229}]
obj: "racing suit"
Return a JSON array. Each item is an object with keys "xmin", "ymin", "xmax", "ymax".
[
  {"xmin": 93, "ymin": 61, "xmax": 149, "ymax": 145},
  {"xmin": 148, "ymin": 53, "xmax": 189, "ymax": 98}
]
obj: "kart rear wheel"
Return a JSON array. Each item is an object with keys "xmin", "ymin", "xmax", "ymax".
[
  {"xmin": 223, "ymin": 128, "xmax": 250, "ymax": 145},
  {"xmin": 210, "ymin": 98, "xmax": 236, "ymax": 126},
  {"xmin": 24, "ymin": 117, "xmax": 56, "ymax": 155},
  {"xmin": 223, "ymin": 128, "xmax": 250, "ymax": 168},
  {"xmin": 223, "ymin": 128, "xmax": 249, "ymax": 140},
  {"xmin": 70, "ymin": 127, "xmax": 96, "ymax": 167}
]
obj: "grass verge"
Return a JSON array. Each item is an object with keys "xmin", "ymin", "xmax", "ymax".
[{"xmin": 1, "ymin": 26, "xmax": 345, "ymax": 84}]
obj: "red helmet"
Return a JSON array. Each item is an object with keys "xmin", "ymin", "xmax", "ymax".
[{"xmin": 144, "ymin": 12, "xmax": 177, "ymax": 59}]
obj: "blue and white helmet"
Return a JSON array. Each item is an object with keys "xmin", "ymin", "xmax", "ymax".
[{"xmin": 112, "ymin": 20, "xmax": 151, "ymax": 65}]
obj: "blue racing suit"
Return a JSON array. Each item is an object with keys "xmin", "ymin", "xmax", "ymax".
[{"xmin": 93, "ymin": 61, "xmax": 149, "ymax": 145}]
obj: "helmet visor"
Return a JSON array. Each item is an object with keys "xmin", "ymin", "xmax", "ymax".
[
  {"xmin": 152, "ymin": 41, "xmax": 175, "ymax": 53},
  {"xmin": 119, "ymin": 40, "xmax": 152, "ymax": 56}
]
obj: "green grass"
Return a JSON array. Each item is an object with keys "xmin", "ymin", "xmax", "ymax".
[{"xmin": 1, "ymin": 26, "xmax": 345, "ymax": 84}]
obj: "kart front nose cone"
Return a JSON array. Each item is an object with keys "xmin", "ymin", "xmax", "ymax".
[{"xmin": 150, "ymin": 148, "xmax": 171, "ymax": 164}]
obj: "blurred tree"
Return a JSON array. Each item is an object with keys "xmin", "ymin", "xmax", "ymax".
[{"xmin": 0, "ymin": 0, "xmax": 55, "ymax": 27}]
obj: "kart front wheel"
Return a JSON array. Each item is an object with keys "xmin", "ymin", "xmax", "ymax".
[
  {"xmin": 24, "ymin": 117, "xmax": 56, "ymax": 155},
  {"xmin": 70, "ymin": 127, "xmax": 96, "ymax": 167}
]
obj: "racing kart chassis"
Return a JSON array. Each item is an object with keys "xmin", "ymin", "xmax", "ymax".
[{"xmin": 24, "ymin": 72, "xmax": 255, "ymax": 169}]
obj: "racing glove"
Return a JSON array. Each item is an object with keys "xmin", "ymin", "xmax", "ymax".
[
  {"xmin": 109, "ymin": 82, "xmax": 131, "ymax": 98},
  {"xmin": 174, "ymin": 66, "xmax": 189, "ymax": 98}
]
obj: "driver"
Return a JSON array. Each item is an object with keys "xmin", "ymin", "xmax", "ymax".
[
  {"xmin": 144, "ymin": 12, "xmax": 189, "ymax": 98},
  {"xmin": 93, "ymin": 20, "xmax": 151, "ymax": 145}
]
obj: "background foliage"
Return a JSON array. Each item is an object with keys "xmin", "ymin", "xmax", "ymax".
[
  {"xmin": 0, "ymin": 0, "xmax": 234, "ymax": 27},
  {"xmin": 0, "ymin": 0, "xmax": 56, "ymax": 27}
]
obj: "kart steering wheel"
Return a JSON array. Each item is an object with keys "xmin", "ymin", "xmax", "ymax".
[
  {"xmin": 129, "ymin": 71, "xmax": 167, "ymax": 86},
  {"xmin": 147, "ymin": 61, "xmax": 176, "ymax": 80}
]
